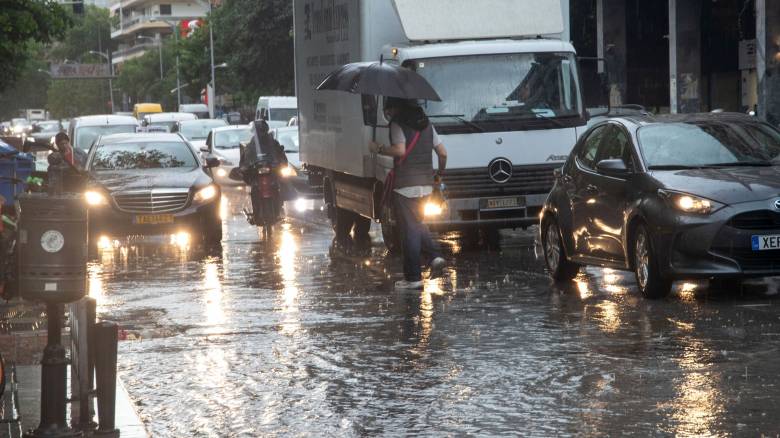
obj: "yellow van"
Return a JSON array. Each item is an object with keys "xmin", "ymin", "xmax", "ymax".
[{"xmin": 132, "ymin": 103, "xmax": 163, "ymax": 120}]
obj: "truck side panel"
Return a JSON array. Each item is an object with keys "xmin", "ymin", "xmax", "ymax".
[{"xmin": 294, "ymin": 0, "xmax": 405, "ymax": 178}]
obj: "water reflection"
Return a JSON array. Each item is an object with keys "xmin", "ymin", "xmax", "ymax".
[
  {"xmin": 277, "ymin": 227, "xmax": 301, "ymax": 336},
  {"xmin": 202, "ymin": 258, "xmax": 225, "ymax": 330}
]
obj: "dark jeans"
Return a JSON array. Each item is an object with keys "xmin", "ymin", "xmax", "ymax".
[{"xmin": 394, "ymin": 193, "xmax": 442, "ymax": 281}]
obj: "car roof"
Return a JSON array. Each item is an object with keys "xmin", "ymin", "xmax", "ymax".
[
  {"xmin": 599, "ymin": 112, "xmax": 762, "ymax": 129},
  {"xmin": 97, "ymin": 133, "xmax": 185, "ymax": 143},
  {"xmin": 178, "ymin": 118, "xmax": 226, "ymax": 125},
  {"xmin": 212, "ymin": 124, "xmax": 251, "ymax": 132},
  {"xmin": 73, "ymin": 115, "xmax": 139, "ymax": 127},
  {"xmin": 273, "ymin": 126, "xmax": 298, "ymax": 135},
  {"xmin": 146, "ymin": 112, "xmax": 197, "ymax": 122}
]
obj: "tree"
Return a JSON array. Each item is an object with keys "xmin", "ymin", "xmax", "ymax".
[
  {"xmin": 0, "ymin": 0, "xmax": 70, "ymax": 91},
  {"xmin": 44, "ymin": 6, "xmax": 114, "ymax": 117},
  {"xmin": 211, "ymin": 0, "xmax": 294, "ymax": 98}
]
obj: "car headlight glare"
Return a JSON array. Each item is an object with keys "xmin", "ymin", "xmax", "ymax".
[
  {"xmin": 84, "ymin": 190, "xmax": 108, "ymax": 206},
  {"xmin": 194, "ymin": 185, "xmax": 218, "ymax": 203},
  {"xmin": 280, "ymin": 165, "xmax": 297, "ymax": 178},
  {"xmin": 659, "ymin": 189, "xmax": 721, "ymax": 215}
]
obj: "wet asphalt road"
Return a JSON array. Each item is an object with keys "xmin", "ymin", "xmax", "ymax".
[{"xmin": 89, "ymin": 188, "xmax": 780, "ymax": 437}]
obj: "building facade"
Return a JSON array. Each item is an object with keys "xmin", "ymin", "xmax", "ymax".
[
  {"xmin": 570, "ymin": 0, "xmax": 780, "ymax": 124},
  {"xmin": 109, "ymin": 0, "xmax": 209, "ymax": 66}
]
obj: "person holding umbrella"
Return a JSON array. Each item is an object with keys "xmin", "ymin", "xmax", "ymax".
[{"xmin": 372, "ymin": 97, "xmax": 448, "ymax": 290}]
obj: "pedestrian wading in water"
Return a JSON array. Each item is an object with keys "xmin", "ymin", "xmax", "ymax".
[{"xmin": 371, "ymin": 97, "xmax": 448, "ymax": 290}]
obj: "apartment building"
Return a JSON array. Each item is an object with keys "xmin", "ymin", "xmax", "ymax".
[{"xmin": 109, "ymin": 0, "xmax": 209, "ymax": 66}]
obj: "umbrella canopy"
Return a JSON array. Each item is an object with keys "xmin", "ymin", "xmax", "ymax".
[{"xmin": 316, "ymin": 62, "xmax": 442, "ymax": 102}]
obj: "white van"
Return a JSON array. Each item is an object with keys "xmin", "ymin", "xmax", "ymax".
[{"xmin": 255, "ymin": 96, "xmax": 297, "ymax": 128}]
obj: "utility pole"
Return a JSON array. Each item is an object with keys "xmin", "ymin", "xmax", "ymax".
[
  {"xmin": 89, "ymin": 50, "xmax": 114, "ymax": 113},
  {"xmin": 208, "ymin": 0, "xmax": 216, "ymax": 118}
]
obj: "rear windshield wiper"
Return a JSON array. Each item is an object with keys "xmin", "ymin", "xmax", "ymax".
[
  {"xmin": 428, "ymin": 114, "xmax": 485, "ymax": 133},
  {"xmin": 647, "ymin": 164, "xmax": 703, "ymax": 170},
  {"xmin": 703, "ymin": 161, "xmax": 773, "ymax": 167}
]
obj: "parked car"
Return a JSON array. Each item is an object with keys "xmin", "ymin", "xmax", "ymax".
[
  {"xmin": 540, "ymin": 112, "xmax": 780, "ymax": 298},
  {"xmin": 142, "ymin": 112, "xmax": 197, "ymax": 132},
  {"xmin": 83, "ymin": 132, "xmax": 222, "ymax": 247},
  {"xmin": 172, "ymin": 118, "xmax": 228, "ymax": 150},
  {"xmin": 179, "ymin": 104, "xmax": 210, "ymax": 119},
  {"xmin": 204, "ymin": 125, "xmax": 253, "ymax": 185},
  {"xmin": 30, "ymin": 120, "xmax": 62, "ymax": 145},
  {"xmin": 68, "ymin": 115, "xmax": 139, "ymax": 167}
]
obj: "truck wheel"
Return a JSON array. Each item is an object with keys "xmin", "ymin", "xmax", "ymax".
[
  {"xmin": 380, "ymin": 205, "xmax": 402, "ymax": 253},
  {"xmin": 328, "ymin": 203, "xmax": 355, "ymax": 241}
]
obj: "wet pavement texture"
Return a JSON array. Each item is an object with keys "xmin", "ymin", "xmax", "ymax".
[{"xmin": 89, "ymin": 188, "xmax": 780, "ymax": 437}]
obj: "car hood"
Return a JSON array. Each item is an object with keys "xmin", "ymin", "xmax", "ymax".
[
  {"xmin": 651, "ymin": 165, "xmax": 780, "ymax": 205},
  {"xmin": 89, "ymin": 168, "xmax": 211, "ymax": 192}
]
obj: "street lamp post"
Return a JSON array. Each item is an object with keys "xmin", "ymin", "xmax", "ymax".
[
  {"xmin": 137, "ymin": 35, "xmax": 163, "ymax": 80},
  {"xmin": 208, "ymin": 1, "xmax": 216, "ymax": 118},
  {"xmin": 89, "ymin": 50, "xmax": 114, "ymax": 113}
]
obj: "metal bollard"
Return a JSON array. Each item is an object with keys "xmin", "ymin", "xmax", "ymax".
[{"xmin": 93, "ymin": 321, "xmax": 119, "ymax": 437}]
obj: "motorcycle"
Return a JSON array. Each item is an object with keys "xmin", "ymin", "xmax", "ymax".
[{"xmin": 231, "ymin": 121, "xmax": 290, "ymax": 240}]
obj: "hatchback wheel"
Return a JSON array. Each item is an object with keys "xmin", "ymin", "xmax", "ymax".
[
  {"xmin": 542, "ymin": 219, "xmax": 579, "ymax": 282},
  {"xmin": 633, "ymin": 224, "xmax": 671, "ymax": 299}
]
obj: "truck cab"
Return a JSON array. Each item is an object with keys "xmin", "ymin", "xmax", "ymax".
[{"xmin": 377, "ymin": 39, "xmax": 585, "ymax": 230}]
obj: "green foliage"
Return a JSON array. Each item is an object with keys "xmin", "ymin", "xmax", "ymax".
[
  {"xmin": 0, "ymin": 45, "xmax": 50, "ymax": 119},
  {"xmin": 212, "ymin": 0, "xmax": 294, "ymax": 97},
  {"xmin": 47, "ymin": 6, "xmax": 112, "ymax": 62},
  {"xmin": 116, "ymin": 40, "xmax": 178, "ymax": 111},
  {"xmin": 0, "ymin": 0, "xmax": 71, "ymax": 91},
  {"xmin": 47, "ymin": 79, "xmax": 110, "ymax": 118}
]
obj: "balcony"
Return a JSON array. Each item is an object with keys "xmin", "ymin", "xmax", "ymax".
[
  {"xmin": 111, "ymin": 42, "xmax": 159, "ymax": 64},
  {"xmin": 111, "ymin": 15, "xmax": 194, "ymax": 39}
]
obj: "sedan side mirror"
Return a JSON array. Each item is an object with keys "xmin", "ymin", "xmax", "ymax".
[
  {"xmin": 204, "ymin": 156, "xmax": 220, "ymax": 168},
  {"xmin": 200, "ymin": 146, "xmax": 210, "ymax": 153},
  {"xmin": 596, "ymin": 159, "xmax": 629, "ymax": 176}
]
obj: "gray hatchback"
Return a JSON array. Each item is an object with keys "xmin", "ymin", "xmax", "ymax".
[{"xmin": 540, "ymin": 113, "xmax": 780, "ymax": 298}]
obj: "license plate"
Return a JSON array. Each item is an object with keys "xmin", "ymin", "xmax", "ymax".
[
  {"xmin": 481, "ymin": 197, "xmax": 526, "ymax": 210},
  {"xmin": 752, "ymin": 234, "xmax": 780, "ymax": 251},
  {"xmin": 133, "ymin": 214, "xmax": 174, "ymax": 225}
]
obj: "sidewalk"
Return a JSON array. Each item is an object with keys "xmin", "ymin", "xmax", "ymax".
[
  {"xmin": 1, "ymin": 365, "xmax": 148, "ymax": 438},
  {"xmin": 1, "ymin": 299, "xmax": 148, "ymax": 438}
]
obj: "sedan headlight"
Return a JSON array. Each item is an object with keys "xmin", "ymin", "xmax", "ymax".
[
  {"xmin": 659, "ymin": 189, "xmax": 722, "ymax": 215},
  {"xmin": 194, "ymin": 185, "xmax": 218, "ymax": 203},
  {"xmin": 280, "ymin": 165, "xmax": 297, "ymax": 178},
  {"xmin": 84, "ymin": 190, "xmax": 108, "ymax": 206}
]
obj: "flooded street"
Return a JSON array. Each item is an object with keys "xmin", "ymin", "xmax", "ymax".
[{"xmin": 89, "ymin": 189, "xmax": 780, "ymax": 436}]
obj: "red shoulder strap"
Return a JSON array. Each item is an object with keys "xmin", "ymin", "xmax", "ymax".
[{"xmin": 397, "ymin": 131, "xmax": 421, "ymax": 167}]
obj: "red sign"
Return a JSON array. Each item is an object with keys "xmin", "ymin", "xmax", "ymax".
[{"xmin": 180, "ymin": 19, "xmax": 204, "ymax": 38}]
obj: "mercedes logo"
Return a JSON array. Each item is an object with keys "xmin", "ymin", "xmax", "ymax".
[
  {"xmin": 774, "ymin": 199, "xmax": 780, "ymax": 211},
  {"xmin": 488, "ymin": 158, "xmax": 513, "ymax": 184}
]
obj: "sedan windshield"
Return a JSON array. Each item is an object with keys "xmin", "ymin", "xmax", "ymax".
[
  {"xmin": 179, "ymin": 120, "xmax": 227, "ymax": 140},
  {"xmin": 35, "ymin": 122, "xmax": 60, "ymax": 132},
  {"xmin": 410, "ymin": 52, "xmax": 583, "ymax": 133},
  {"xmin": 75, "ymin": 125, "xmax": 138, "ymax": 150},
  {"xmin": 91, "ymin": 142, "xmax": 198, "ymax": 170},
  {"xmin": 214, "ymin": 128, "xmax": 253, "ymax": 149},
  {"xmin": 638, "ymin": 122, "xmax": 780, "ymax": 168}
]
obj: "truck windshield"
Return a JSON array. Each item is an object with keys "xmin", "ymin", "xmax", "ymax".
[{"xmin": 409, "ymin": 52, "xmax": 583, "ymax": 133}]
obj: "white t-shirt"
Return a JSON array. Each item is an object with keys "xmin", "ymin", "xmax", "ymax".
[{"xmin": 390, "ymin": 122, "xmax": 440, "ymax": 198}]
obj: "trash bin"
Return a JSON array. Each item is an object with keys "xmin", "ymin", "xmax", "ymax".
[
  {"xmin": 0, "ymin": 140, "xmax": 33, "ymax": 209},
  {"xmin": 16, "ymin": 193, "xmax": 87, "ymax": 303}
]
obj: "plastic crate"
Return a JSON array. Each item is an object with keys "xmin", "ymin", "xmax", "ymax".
[{"xmin": 0, "ymin": 142, "xmax": 33, "ymax": 208}]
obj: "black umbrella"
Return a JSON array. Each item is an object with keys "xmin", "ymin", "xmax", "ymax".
[{"xmin": 316, "ymin": 61, "xmax": 442, "ymax": 102}]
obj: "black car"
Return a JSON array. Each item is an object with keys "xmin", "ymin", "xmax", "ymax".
[
  {"xmin": 540, "ymin": 113, "xmax": 780, "ymax": 298},
  {"xmin": 83, "ymin": 133, "xmax": 222, "ymax": 247}
]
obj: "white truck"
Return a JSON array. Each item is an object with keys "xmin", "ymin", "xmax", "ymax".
[{"xmin": 294, "ymin": 0, "xmax": 588, "ymax": 246}]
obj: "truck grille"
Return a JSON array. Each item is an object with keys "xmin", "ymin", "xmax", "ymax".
[
  {"xmin": 444, "ymin": 164, "xmax": 559, "ymax": 199},
  {"xmin": 728, "ymin": 210, "xmax": 780, "ymax": 230},
  {"xmin": 112, "ymin": 189, "xmax": 190, "ymax": 213}
]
